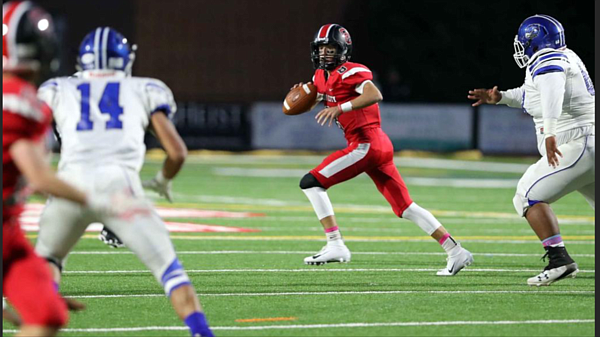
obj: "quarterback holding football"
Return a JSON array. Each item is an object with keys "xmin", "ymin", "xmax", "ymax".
[{"xmin": 288, "ymin": 24, "xmax": 473, "ymax": 276}]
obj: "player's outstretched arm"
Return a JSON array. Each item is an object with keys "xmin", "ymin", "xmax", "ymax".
[
  {"xmin": 10, "ymin": 139, "xmax": 88, "ymax": 204},
  {"xmin": 316, "ymin": 81, "xmax": 382, "ymax": 127},
  {"xmin": 144, "ymin": 112, "xmax": 188, "ymax": 202},
  {"xmin": 9, "ymin": 139, "xmax": 120, "ymax": 215},
  {"xmin": 467, "ymin": 86, "xmax": 502, "ymax": 106}
]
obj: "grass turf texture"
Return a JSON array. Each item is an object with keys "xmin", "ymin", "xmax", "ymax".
[{"xmin": 4, "ymin": 153, "xmax": 595, "ymax": 336}]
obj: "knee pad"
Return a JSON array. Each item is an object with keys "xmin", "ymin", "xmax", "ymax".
[
  {"xmin": 299, "ymin": 173, "xmax": 324, "ymax": 190},
  {"xmin": 513, "ymin": 193, "xmax": 546, "ymax": 217},
  {"xmin": 513, "ymin": 193, "xmax": 527, "ymax": 217}
]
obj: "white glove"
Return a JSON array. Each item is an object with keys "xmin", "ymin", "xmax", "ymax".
[{"xmin": 142, "ymin": 170, "xmax": 173, "ymax": 202}]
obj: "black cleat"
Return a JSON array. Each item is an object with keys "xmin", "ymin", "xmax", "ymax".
[
  {"xmin": 527, "ymin": 246, "xmax": 578, "ymax": 286},
  {"xmin": 98, "ymin": 227, "xmax": 125, "ymax": 248}
]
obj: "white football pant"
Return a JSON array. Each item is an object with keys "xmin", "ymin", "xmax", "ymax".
[
  {"xmin": 513, "ymin": 132, "xmax": 595, "ymax": 216},
  {"xmin": 35, "ymin": 165, "xmax": 179, "ymax": 285}
]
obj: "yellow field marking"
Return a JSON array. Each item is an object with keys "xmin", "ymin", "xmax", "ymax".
[
  {"xmin": 25, "ymin": 234, "xmax": 594, "ymax": 242},
  {"xmin": 162, "ymin": 202, "xmax": 594, "ymax": 222},
  {"xmin": 235, "ymin": 317, "xmax": 297, "ymax": 323}
]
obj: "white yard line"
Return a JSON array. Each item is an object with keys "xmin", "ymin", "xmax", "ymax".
[
  {"xmin": 68, "ymin": 250, "xmax": 596, "ymax": 258},
  {"xmin": 225, "ymin": 215, "xmax": 594, "ymax": 226},
  {"xmin": 247, "ymin": 227, "xmax": 594, "ymax": 234},
  {"xmin": 2, "ymin": 319, "xmax": 594, "ymax": 334},
  {"xmin": 60, "ymin": 290, "xmax": 594, "ymax": 299},
  {"xmin": 162, "ymin": 236, "xmax": 596, "ymax": 245},
  {"xmin": 62, "ymin": 268, "xmax": 595, "ymax": 274}
]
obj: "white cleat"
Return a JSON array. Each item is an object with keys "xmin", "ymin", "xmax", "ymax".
[
  {"xmin": 527, "ymin": 263, "xmax": 579, "ymax": 287},
  {"xmin": 436, "ymin": 247, "xmax": 473, "ymax": 276},
  {"xmin": 304, "ymin": 244, "xmax": 351, "ymax": 265}
]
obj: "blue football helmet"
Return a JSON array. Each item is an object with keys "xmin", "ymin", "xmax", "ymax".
[
  {"xmin": 77, "ymin": 27, "xmax": 136, "ymax": 74},
  {"xmin": 513, "ymin": 15, "xmax": 566, "ymax": 68}
]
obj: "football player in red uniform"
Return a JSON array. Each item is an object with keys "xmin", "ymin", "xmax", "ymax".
[
  {"xmin": 294, "ymin": 24, "xmax": 473, "ymax": 275},
  {"xmin": 3, "ymin": 2, "xmax": 115, "ymax": 335}
]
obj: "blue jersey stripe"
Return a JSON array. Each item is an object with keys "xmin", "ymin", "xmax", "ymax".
[
  {"xmin": 40, "ymin": 80, "xmax": 58, "ymax": 88},
  {"xmin": 146, "ymin": 83, "xmax": 167, "ymax": 91},
  {"xmin": 151, "ymin": 104, "xmax": 173, "ymax": 117},
  {"xmin": 528, "ymin": 53, "xmax": 568, "ymax": 72},
  {"xmin": 532, "ymin": 65, "xmax": 564, "ymax": 79}
]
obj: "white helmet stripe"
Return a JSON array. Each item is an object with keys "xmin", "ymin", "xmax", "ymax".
[
  {"xmin": 6, "ymin": 1, "xmax": 32, "ymax": 65},
  {"xmin": 102, "ymin": 26, "xmax": 110, "ymax": 69},
  {"xmin": 93, "ymin": 27, "xmax": 101, "ymax": 69},
  {"xmin": 537, "ymin": 15, "xmax": 564, "ymax": 45},
  {"xmin": 317, "ymin": 24, "xmax": 334, "ymax": 41},
  {"xmin": 324, "ymin": 24, "xmax": 334, "ymax": 39}
]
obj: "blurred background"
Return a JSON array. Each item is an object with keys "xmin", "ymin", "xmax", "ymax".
[{"xmin": 33, "ymin": 0, "xmax": 595, "ymax": 155}]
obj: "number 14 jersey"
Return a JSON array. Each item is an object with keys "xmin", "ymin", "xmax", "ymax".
[{"xmin": 38, "ymin": 70, "xmax": 176, "ymax": 172}]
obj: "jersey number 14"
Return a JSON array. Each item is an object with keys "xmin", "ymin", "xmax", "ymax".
[{"xmin": 76, "ymin": 82, "xmax": 124, "ymax": 131}]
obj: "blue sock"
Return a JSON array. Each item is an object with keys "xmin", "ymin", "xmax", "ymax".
[{"xmin": 184, "ymin": 312, "xmax": 214, "ymax": 337}]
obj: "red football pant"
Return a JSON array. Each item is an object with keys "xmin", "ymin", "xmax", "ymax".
[
  {"xmin": 3, "ymin": 221, "xmax": 68, "ymax": 327},
  {"xmin": 310, "ymin": 128, "xmax": 413, "ymax": 217}
]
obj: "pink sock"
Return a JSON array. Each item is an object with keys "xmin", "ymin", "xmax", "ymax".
[{"xmin": 439, "ymin": 233, "xmax": 458, "ymax": 253}]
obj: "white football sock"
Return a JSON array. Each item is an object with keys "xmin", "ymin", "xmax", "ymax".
[
  {"xmin": 302, "ymin": 187, "xmax": 334, "ymax": 220},
  {"xmin": 401, "ymin": 202, "xmax": 442, "ymax": 235}
]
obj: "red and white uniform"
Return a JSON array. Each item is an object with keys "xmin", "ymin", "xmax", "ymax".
[
  {"xmin": 2, "ymin": 75, "xmax": 68, "ymax": 327},
  {"xmin": 310, "ymin": 62, "xmax": 413, "ymax": 216}
]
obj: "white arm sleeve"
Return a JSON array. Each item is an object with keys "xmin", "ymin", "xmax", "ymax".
[
  {"xmin": 536, "ymin": 72, "xmax": 566, "ymax": 136},
  {"xmin": 535, "ymin": 72, "xmax": 566, "ymax": 120},
  {"xmin": 497, "ymin": 86, "xmax": 524, "ymax": 108}
]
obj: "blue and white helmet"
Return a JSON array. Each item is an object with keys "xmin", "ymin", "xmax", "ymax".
[
  {"xmin": 77, "ymin": 27, "xmax": 136, "ymax": 74},
  {"xmin": 513, "ymin": 15, "xmax": 566, "ymax": 68}
]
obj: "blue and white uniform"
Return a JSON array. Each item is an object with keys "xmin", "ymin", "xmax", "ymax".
[
  {"xmin": 498, "ymin": 47, "xmax": 595, "ymax": 215},
  {"xmin": 34, "ymin": 69, "xmax": 190, "ymax": 296}
]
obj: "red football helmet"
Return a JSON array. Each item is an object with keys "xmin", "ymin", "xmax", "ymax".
[
  {"xmin": 3, "ymin": 1, "xmax": 58, "ymax": 80},
  {"xmin": 311, "ymin": 23, "xmax": 353, "ymax": 70}
]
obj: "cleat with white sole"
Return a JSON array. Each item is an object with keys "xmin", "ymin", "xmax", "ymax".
[
  {"xmin": 527, "ymin": 263, "xmax": 579, "ymax": 286},
  {"xmin": 304, "ymin": 244, "xmax": 351, "ymax": 265},
  {"xmin": 436, "ymin": 247, "xmax": 473, "ymax": 276},
  {"xmin": 527, "ymin": 246, "xmax": 578, "ymax": 286}
]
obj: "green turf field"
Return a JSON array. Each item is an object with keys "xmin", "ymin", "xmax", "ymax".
[{"xmin": 4, "ymin": 153, "xmax": 595, "ymax": 336}]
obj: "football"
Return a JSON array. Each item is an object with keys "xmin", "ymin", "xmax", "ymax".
[{"xmin": 283, "ymin": 83, "xmax": 318, "ymax": 115}]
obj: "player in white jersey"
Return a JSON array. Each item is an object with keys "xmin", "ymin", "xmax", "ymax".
[
  {"xmin": 468, "ymin": 15, "xmax": 594, "ymax": 286},
  {"xmin": 34, "ymin": 27, "xmax": 213, "ymax": 336}
]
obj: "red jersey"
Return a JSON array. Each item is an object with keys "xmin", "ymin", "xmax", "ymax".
[
  {"xmin": 2, "ymin": 75, "xmax": 51, "ymax": 222},
  {"xmin": 312, "ymin": 62, "xmax": 381, "ymax": 141}
]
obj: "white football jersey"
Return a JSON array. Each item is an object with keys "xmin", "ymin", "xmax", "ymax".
[
  {"xmin": 39, "ymin": 70, "xmax": 176, "ymax": 172},
  {"xmin": 499, "ymin": 47, "xmax": 595, "ymax": 139}
]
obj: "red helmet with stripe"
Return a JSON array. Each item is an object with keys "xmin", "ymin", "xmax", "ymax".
[
  {"xmin": 2, "ymin": 1, "xmax": 58, "ymax": 81},
  {"xmin": 311, "ymin": 23, "xmax": 353, "ymax": 70}
]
